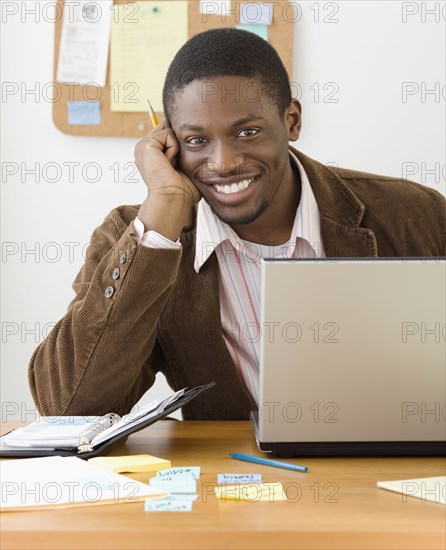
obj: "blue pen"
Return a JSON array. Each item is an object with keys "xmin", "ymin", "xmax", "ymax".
[{"xmin": 229, "ymin": 453, "xmax": 308, "ymax": 473}]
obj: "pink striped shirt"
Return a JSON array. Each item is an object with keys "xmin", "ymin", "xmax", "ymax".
[{"xmin": 134, "ymin": 151, "xmax": 325, "ymax": 402}]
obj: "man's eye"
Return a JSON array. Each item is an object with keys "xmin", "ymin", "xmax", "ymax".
[
  {"xmin": 237, "ymin": 128, "xmax": 259, "ymax": 138},
  {"xmin": 186, "ymin": 136, "xmax": 206, "ymax": 145}
]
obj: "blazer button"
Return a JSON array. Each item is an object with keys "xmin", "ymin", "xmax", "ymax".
[
  {"xmin": 119, "ymin": 252, "xmax": 127, "ymax": 264},
  {"xmin": 104, "ymin": 286, "xmax": 115, "ymax": 298},
  {"xmin": 112, "ymin": 267, "xmax": 120, "ymax": 280}
]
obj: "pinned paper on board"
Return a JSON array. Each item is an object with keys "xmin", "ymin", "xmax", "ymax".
[
  {"xmin": 51, "ymin": 0, "xmax": 294, "ymax": 137},
  {"xmin": 236, "ymin": 24, "xmax": 269, "ymax": 41},
  {"xmin": 68, "ymin": 102, "xmax": 101, "ymax": 125},
  {"xmin": 239, "ymin": 3, "xmax": 274, "ymax": 25},
  {"xmin": 111, "ymin": 1, "xmax": 188, "ymax": 112},
  {"xmin": 57, "ymin": 0, "xmax": 113, "ymax": 87}
]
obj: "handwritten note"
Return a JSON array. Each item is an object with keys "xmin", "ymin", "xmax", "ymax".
[
  {"xmin": 144, "ymin": 498, "xmax": 192, "ymax": 512},
  {"xmin": 152, "ymin": 474, "xmax": 194, "ymax": 483},
  {"xmin": 68, "ymin": 102, "xmax": 100, "ymax": 125},
  {"xmin": 217, "ymin": 473, "xmax": 262, "ymax": 484},
  {"xmin": 156, "ymin": 467, "xmax": 200, "ymax": 479},
  {"xmin": 214, "ymin": 482, "xmax": 287, "ymax": 502},
  {"xmin": 110, "ymin": 1, "xmax": 188, "ymax": 112},
  {"xmin": 57, "ymin": 0, "xmax": 113, "ymax": 87}
]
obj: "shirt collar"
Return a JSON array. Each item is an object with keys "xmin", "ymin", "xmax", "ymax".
[{"xmin": 194, "ymin": 149, "xmax": 322, "ymax": 273}]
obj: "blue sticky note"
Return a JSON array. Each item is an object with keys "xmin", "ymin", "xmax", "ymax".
[
  {"xmin": 236, "ymin": 24, "xmax": 269, "ymax": 41},
  {"xmin": 68, "ymin": 101, "xmax": 101, "ymax": 125},
  {"xmin": 149, "ymin": 478, "xmax": 197, "ymax": 494},
  {"xmin": 144, "ymin": 498, "xmax": 193, "ymax": 512}
]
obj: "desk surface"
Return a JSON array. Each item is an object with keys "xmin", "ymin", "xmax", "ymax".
[{"xmin": 1, "ymin": 421, "xmax": 445, "ymax": 550}]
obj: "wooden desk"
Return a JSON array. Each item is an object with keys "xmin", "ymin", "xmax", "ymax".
[{"xmin": 1, "ymin": 421, "xmax": 445, "ymax": 550}]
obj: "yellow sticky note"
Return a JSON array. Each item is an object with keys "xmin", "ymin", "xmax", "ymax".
[
  {"xmin": 214, "ymin": 482, "xmax": 287, "ymax": 502},
  {"xmin": 110, "ymin": 1, "xmax": 189, "ymax": 112},
  {"xmin": 88, "ymin": 454, "xmax": 171, "ymax": 474}
]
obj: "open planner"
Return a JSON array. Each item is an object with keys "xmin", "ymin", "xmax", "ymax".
[{"xmin": 0, "ymin": 383, "xmax": 214, "ymax": 458}]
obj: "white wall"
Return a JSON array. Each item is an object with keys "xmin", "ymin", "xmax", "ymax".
[{"xmin": 1, "ymin": 1, "xmax": 445, "ymax": 422}]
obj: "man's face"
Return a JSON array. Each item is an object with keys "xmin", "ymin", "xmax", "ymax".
[{"xmin": 170, "ymin": 76, "xmax": 301, "ymax": 229}]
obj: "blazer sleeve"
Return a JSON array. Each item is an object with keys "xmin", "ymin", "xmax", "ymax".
[{"xmin": 28, "ymin": 207, "xmax": 183, "ymax": 417}]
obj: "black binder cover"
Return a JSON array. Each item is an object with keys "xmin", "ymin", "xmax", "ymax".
[{"xmin": 0, "ymin": 383, "xmax": 215, "ymax": 459}]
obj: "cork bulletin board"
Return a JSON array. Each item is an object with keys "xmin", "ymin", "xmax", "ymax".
[{"xmin": 52, "ymin": 0, "xmax": 294, "ymax": 137}]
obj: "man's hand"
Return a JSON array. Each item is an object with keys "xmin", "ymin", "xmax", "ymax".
[{"xmin": 134, "ymin": 120, "xmax": 201, "ymax": 241}]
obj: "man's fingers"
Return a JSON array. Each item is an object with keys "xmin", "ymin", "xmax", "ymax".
[
  {"xmin": 140, "ymin": 127, "xmax": 177, "ymax": 152},
  {"xmin": 163, "ymin": 129, "xmax": 179, "ymax": 162},
  {"xmin": 135, "ymin": 127, "xmax": 179, "ymax": 171}
]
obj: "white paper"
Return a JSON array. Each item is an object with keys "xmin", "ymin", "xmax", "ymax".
[
  {"xmin": 3, "ymin": 417, "xmax": 94, "ymax": 447},
  {"xmin": 239, "ymin": 2, "xmax": 273, "ymax": 25},
  {"xmin": 0, "ymin": 456, "xmax": 166, "ymax": 511},
  {"xmin": 377, "ymin": 476, "xmax": 446, "ymax": 505},
  {"xmin": 200, "ymin": 0, "xmax": 231, "ymax": 17},
  {"xmin": 92, "ymin": 389, "xmax": 186, "ymax": 446},
  {"xmin": 110, "ymin": 1, "xmax": 189, "ymax": 112},
  {"xmin": 217, "ymin": 473, "xmax": 262, "ymax": 484},
  {"xmin": 57, "ymin": 0, "xmax": 113, "ymax": 87},
  {"xmin": 2, "ymin": 388, "xmax": 187, "ymax": 450}
]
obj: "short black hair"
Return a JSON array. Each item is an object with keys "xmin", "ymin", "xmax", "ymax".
[{"xmin": 162, "ymin": 28, "xmax": 292, "ymax": 120}]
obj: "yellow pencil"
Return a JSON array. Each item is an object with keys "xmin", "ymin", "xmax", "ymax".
[{"xmin": 147, "ymin": 99, "xmax": 158, "ymax": 127}]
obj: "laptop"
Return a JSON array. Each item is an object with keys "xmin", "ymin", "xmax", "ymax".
[{"xmin": 252, "ymin": 258, "xmax": 446, "ymax": 457}]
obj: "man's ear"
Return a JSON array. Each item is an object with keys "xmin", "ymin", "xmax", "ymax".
[{"xmin": 286, "ymin": 99, "xmax": 302, "ymax": 141}]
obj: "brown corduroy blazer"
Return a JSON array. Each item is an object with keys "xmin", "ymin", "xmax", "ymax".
[{"xmin": 28, "ymin": 148, "xmax": 445, "ymax": 419}]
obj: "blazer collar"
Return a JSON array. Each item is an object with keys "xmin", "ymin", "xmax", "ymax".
[{"xmin": 290, "ymin": 147, "xmax": 378, "ymax": 257}]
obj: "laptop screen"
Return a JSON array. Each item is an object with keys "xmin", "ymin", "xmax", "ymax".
[{"xmin": 256, "ymin": 258, "xmax": 445, "ymax": 454}]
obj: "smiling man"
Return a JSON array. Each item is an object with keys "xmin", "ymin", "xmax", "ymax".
[{"xmin": 29, "ymin": 29, "xmax": 445, "ymax": 418}]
